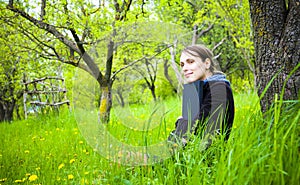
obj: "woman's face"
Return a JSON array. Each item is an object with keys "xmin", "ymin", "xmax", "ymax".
[{"xmin": 180, "ymin": 52, "xmax": 211, "ymax": 83}]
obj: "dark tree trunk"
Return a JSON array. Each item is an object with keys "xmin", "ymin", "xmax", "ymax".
[
  {"xmin": 249, "ymin": 0, "xmax": 300, "ymax": 112},
  {"xmin": 150, "ymin": 84, "xmax": 157, "ymax": 101},
  {"xmin": 0, "ymin": 101, "xmax": 15, "ymax": 122},
  {"xmin": 164, "ymin": 59, "xmax": 178, "ymax": 94},
  {"xmin": 0, "ymin": 102, "xmax": 5, "ymax": 122}
]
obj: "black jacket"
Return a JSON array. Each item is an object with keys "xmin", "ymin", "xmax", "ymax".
[{"xmin": 168, "ymin": 80, "xmax": 235, "ymax": 147}]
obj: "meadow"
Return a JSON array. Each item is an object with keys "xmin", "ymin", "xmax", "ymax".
[{"xmin": 0, "ymin": 91, "xmax": 299, "ymax": 185}]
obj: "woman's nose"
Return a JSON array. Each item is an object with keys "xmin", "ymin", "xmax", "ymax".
[{"xmin": 182, "ymin": 65, "xmax": 188, "ymax": 72}]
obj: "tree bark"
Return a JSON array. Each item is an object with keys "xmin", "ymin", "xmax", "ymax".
[
  {"xmin": 249, "ymin": 0, "xmax": 300, "ymax": 112},
  {"xmin": 99, "ymin": 84, "xmax": 112, "ymax": 123},
  {"xmin": 0, "ymin": 102, "xmax": 5, "ymax": 122},
  {"xmin": 98, "ymin": 33, "xmax": 115, "ymax": 123},
  {"xmin": 0, "ymin": 101, "xmax": 15, "ymax": 122}
]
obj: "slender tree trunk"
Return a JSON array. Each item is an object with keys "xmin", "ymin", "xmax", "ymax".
[
  {"xmin": 0, "ymin": 102, "xmax": 4, "ymax": 122},
  {"xmin": 249, "ymin": 0, "xmax": 300, "ymax": 113},
  {"xmin": 164, "ymin": 59, "xmax": 177, "ymax": 94},
  {"xmin": 116, "ymin": 90, "xmax": 125, "ymax": 107},
  {"xmin": 169, "ymin": 41, "xmax": 184, "ymax": 93},
  {"xmin": 150, "ymin": 84, "xmax": 157, "ymax": 101}
]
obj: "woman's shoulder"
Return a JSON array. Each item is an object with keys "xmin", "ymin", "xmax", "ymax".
[{"xmin": 204, "ymin": 80, "xmax": 231, "ymax": 89}]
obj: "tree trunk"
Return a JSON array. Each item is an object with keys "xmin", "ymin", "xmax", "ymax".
[
  {"xmin": 116, "ymin": 90, "xmax": 125, "ymax": 107},
  {"xmin": 0, "ymin": 101, "xmax": 15, "ymax": 122},
  {"xmin": 169, "ymin": 41, "xmax": 184, "ymax": 93},
  {"xmin": 99, "ymin": 84, "xmax": 112, "ymax": 123},
  {"xmin": 150, "ymin": 84, "xmax": 157, "ymax": 101},
  {"xmin": 164, "ymin": 59, "xmax": 178, "ymax": 94},
  {"xmin": 0, "ymin": 102, "xmax": 4, "ymax": 122},
  {"xmin": 98, "ymin": 34, "xmax": 115, "ymax": 123},
  {"xmin": 249, "ymin": 0, "xmax": 300, "ymax": 112}
]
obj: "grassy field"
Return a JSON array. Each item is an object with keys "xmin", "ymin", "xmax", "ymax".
[{"xmin": 0, "ymin": 91, "xmax": 299, "ymax": 185}]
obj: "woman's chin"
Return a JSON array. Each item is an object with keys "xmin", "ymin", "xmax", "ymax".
[{"xmin": 184, "ymin": 78, "xmax": 197, "ymax": 84}]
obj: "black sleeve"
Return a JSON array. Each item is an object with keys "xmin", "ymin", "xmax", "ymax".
[{"xmin": 201, "ymin": 82, "xmax": 227, "ymax": 138}]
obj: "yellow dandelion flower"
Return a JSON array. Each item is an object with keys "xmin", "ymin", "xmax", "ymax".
[
  {"xmin": 68, "ymin": 174, "xmax": 74, "ymax": 180},
  {"xmin": 14, "ymin": 178, "xmax": 25, "ymax": 183},
  {"xmin": 26, "ymin": 173, "xmax": 31, "ymax": 177},
  {"xmin": 56, "ymin": 128, "xmax": 60, "ymax": 131},
  {"xmin": 58, "ymin": 163, "xmax": 64, "ymax": 169},
  {"xmin": 29, "ymin": 174, "xmax": 38, "ymax": 182},
  {"xmin": 36, "ymin": 167, "xmax": 41, "ymax": 171},
  {"xmin": 69, "ymin": 159, "xmax": 75, "ymax": 164},
  {"xmin": 84, "ymin": 171, "xmax": 89, "ymax": 175},
  {"xmin": 79, "ymin": 141, "xmax": 84, "ymax": 144},
  {"xmin": 0, "ymin": 178, "xmax": 7, "ymax": 182},
  {"xmin": 81, "ymin": 178, "xmax": 88, "ymax": 184},
  {"xmin": 24, "ymin": 150, "xmax": 30, "ymax": 154}
]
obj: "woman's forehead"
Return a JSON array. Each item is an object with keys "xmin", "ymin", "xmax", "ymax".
[{"xmin": 180, "ymin": 51, "xmax": 199, "ymax": 61}]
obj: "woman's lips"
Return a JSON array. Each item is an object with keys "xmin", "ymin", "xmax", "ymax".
[{"xmin": 184, "ymin": 72, "xmax": 193, "ymax": 78}]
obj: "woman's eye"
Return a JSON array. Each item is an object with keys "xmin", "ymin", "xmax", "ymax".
[
  {"xmin": 187, "ymin": 59, "xmax": 194, "ymax": 64},
  {"xmin": 180, "ymin": 63, "xmax": 184, "ymax": 67}
]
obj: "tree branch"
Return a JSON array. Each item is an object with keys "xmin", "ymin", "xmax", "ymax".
[
  {"xmin": 6, "ymin": 2, "xmax": 103, "ymax": 83},
  {"xmin": 111, "ymin": 44, "xmax": 171, "ymax": 80},
  {"xmin": 197, "ymin": 23, "xmax": 214, "ymax": 39},
  {"xmin": 6, "ymin": 4, "xmax": 80, "ymax": 53},
  {"xmin": 40, "ymin": 0, "xmax": 46, "ymax": 21},
  {"xmin": 212, "ymin": 38, "xmax": 226, "ymax": 52}
]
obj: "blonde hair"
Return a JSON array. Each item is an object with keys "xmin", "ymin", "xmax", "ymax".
[{"xmin": 182, "ymin": 44, "xmax": 223, "ymax": 74}]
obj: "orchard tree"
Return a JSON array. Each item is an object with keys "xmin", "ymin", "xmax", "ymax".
[
  {"xmin": 0, "ymin": 18, "xmax": 61, "ymax": 122},
  {"xmin": 3, "ymin": 0, "xmax": 142, "ymax": 122},
  {"xmin": 3, "ymin": 0, "xmax": 182, "ymax": 122},
  {"xmin": 249, "ymin": 0, "xmax": 300, "ymax": 112}
]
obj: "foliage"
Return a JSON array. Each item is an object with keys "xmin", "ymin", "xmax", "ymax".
[
  {"xmin": 154, "ymin": 0, "xmax": 255, "ymax": 78},
  {"xmin": 0, "ymin": 92, "xmax": 299, "ymax": 184}
]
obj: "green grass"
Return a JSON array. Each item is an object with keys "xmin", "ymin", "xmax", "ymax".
[{"xmin": 0, "ymin": 91, "xmax": 299, "ymax": 184}]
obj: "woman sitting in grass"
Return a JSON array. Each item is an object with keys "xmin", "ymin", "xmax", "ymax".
[
  {"xmin": 120, "ymin": 44, "xmax": 235, "ymax": 165},
  {"xmin": 167, "ymin": 44, "xmax": 235, "ymax": 149}
]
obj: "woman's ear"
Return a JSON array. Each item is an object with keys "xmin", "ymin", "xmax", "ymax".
[{"xmin": 205, "ymin": 58, "xmax": 211, "ymax": 70}]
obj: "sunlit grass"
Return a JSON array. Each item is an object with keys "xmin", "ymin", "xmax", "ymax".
[{"xmin": 0, "ymin": 91, "xmax": 299, "ymax": 184}]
